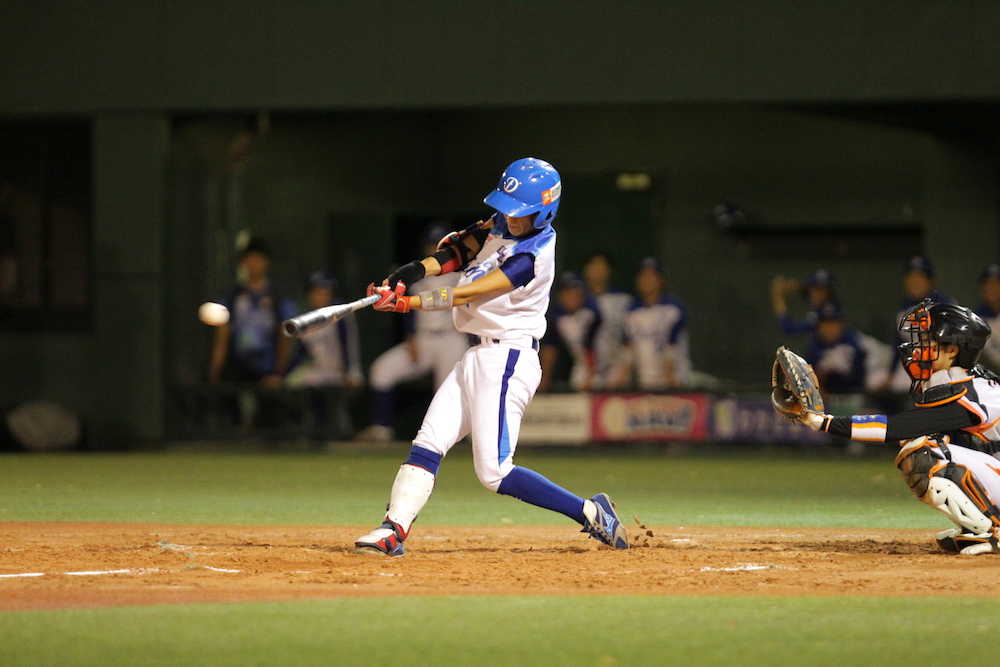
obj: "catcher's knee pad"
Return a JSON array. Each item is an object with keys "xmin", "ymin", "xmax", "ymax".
[
  {"xmin": 897, "ymin": 438, "xmax": 1000, "ymax": 535},
  {"xmin": 895, "ymin": 437, "xmax": 940, "ymax": 497}
]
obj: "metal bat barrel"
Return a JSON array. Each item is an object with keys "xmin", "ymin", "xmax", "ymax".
[
  {"xmin": 283, "ymin": 307, "xmax": 337, "ymax": 337},
  {"xmin": 282, "ymin": 294, "xmax": 379, "ymax": 337}
]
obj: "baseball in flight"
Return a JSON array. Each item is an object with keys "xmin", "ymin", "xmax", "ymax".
[{"xmin": 198, "ymin": 301, "xmax": 229, "ymax": 326}]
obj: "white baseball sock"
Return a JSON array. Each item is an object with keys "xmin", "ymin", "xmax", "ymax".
[{"xmin": 385, "ymin": 464, "xmax": 436, "ymax": 535}]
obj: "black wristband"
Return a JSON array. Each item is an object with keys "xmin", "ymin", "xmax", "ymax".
[{"xmin": 386, "ymin": 260, "xmax": 426, "ymax": 289}]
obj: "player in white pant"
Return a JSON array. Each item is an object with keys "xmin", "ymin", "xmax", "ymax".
[
  {"xmin": 354, "ymin": 158, "xmax": 629, "ymax": 556},
  {"xmin": 792, "ymin": 300, "xmax": 1000, "ymax": 555},
  {"xmin": 357, "ymin": 226, "xmax": 469, "ymax": 442}
]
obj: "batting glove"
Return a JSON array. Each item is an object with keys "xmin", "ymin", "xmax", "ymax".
[{"xmin": 368, "ymin": 282, "xmax": 411, "ymax": 313}]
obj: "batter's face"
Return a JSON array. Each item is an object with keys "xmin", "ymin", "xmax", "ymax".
[{"xmin": 504, "ymin": 214, "xmax": 536, "ymax": 237}]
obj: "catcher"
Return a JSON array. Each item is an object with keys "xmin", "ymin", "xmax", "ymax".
[{"xmin": 774, "ymin": 299, "xmax": 1000, "ymax": 555}]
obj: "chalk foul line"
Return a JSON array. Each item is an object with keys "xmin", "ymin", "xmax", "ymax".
[{"xmin": 1, "ymin": 566, "xmax": 242, "ymax": 579}]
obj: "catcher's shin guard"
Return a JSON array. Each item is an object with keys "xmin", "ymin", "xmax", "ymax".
[{"xmin": 896, "ymin": 438, "xmax": 1000, "ymax": 554}]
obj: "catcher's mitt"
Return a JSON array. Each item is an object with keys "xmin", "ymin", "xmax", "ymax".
[{"xmin": 771, "ymin": 346, "xmax": 824, "ymax": 420}]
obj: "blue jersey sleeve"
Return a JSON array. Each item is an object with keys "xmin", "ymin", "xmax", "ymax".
[{"xmin": 500, "ymin": 253, "xmax": 536, "ymax": 288}]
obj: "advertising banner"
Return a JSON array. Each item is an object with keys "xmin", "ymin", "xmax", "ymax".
[
  {"xmin": 590, "ymin": 393, "xmax": 711, "ymax": 442},
  {"xmin": 519, "ymin": 393, "xmax": 591, "ymax": 444},
  {"xmin": 711, "ymin": 397, "xmax": 828, "ymax": 444}
]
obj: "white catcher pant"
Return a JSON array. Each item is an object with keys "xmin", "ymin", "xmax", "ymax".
[
  {"xmin": 939, "ymin": 444, "xmax": 1000, "ymax": 505},
  {"xmin": 412, "ymin": 340, "xmax": 542, "ymax": 491},
  {"xmin": 370, "ymin": 331, "xmax": 469, "ymax": 390}
]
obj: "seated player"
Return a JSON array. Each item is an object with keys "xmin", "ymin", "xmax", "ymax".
[
  {"xmin": 285, "ymin": 271, "xmax": 363, "ymax": 439},
  {"xmin": 355, "ymin": 225, "xmax": 468, "ymax": 442},
  {"xmin": 353, "ymin": 157, "xmax": 628, "ymax": 556},
  {"xmin": 286, "ymin": 271, "xmax": 363, "ymax": 390},
  {"xmin": 611, "ymin": 257, "xmax": 690, "ymax": 390},
  {"xmin": 771, "ymin": 268, "xmax": 838, "ymax": 335},
  {"xmin": 539, "ymin": 272, "xmax": 602, "ymax": 392},
  {"xmin": 581, "ymin": 252, "xmax": 632, "ymax": 387},
  {"xmin": 806, "ymin": 302, "xmax": 866, "ymax": 394},
  {"xmin": 976, "ymin": 263, "xmax": 1000, "ymax": 371},
  {"xmin": 789, "ymin": 300, "xmax": 1000, "ymax": 555}
]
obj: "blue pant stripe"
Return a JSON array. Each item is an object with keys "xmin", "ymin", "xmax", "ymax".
[{"xmin": 497, "ymin": 349, "xmax": 521, "ymax": 465}]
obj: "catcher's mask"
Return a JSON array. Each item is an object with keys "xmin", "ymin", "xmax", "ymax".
[{"xmin": 897, "ymin": 299, "xmax": 937, "ymax": 389}]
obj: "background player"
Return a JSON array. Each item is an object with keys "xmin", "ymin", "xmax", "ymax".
[
  {"xmin": 610, "ymin": 257, "xmax": 690, "ymax": 390},
  {"xmin": 208, "ymin": 237, "xmax": 296, "ymax": 429},
  {"xmin": 788, "ymin": 300, "xmax": 1000, "ymax": 554},
  {"xmin": 353, "ymin": 157, "xmax": 628, "ymax": 556},
  {"xmin": 884, "ymin": 256, "xmax": 953, "ymax": 392},
  {"xmin": 355, "ymin": 225, "xmax": 468, "ymax": 442},
  {"xmin": 806, "ymin": 301, "xmax": 867, "ymax": 394},
  {"xmin": 285, "ymin": 270, "xmax": 363, "ymax": 439},
  {"xmin": 771, "ymin": 268, "xmax": 838, "ymax": 335},
  {"xmin": 539, "ymin": 271, "xmax": 602, "ymax": 392},
  {"xmin": 976, "ymin": 263, "xmax": 1000, "ymax": 371},
  {"xmin": 581, "ymin": 252, "xmax": 632, "ymax": 388}
]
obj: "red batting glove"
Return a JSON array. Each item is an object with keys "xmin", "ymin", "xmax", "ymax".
[{"xmin": 371, "ymin": 282, "xmax": 411, "ymax": 313}]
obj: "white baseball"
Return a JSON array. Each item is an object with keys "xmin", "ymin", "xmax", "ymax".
[{"xmin": 198, "ymin": 302, "xmax": 229, "ymax": 326}]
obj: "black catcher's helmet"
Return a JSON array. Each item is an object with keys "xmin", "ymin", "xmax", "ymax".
[{"xmin": 897, "ymin": 298, "xmax": 992, "ymax": 388}]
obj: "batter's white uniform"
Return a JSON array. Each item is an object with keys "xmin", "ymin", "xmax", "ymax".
[
  {"xmin": 369, "ymin": 273, "xmax": 468, "ymax": 391},
  {"xmin": 412, "ymin": 225, "xmax": 556, "ymax": 490}
]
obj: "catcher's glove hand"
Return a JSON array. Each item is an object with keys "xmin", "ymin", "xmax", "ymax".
[{"xmin": 771, "ymin": 346, "xmax": 826, "ymax": 424}]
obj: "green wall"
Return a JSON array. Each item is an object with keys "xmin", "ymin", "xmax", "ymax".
[{"xmin": 2, "ymin": 2, "xmax": 1000, "ymax": 114}]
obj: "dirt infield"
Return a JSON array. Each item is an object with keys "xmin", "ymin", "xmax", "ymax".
[{"xmin": 3, "ymin": 522, "xmax": 1000, "ymax": 610}]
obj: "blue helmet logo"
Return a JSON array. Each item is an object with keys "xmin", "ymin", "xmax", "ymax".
[{"xmin": 484, "ymin": 157, "xmax": 561, "ymax": 230}]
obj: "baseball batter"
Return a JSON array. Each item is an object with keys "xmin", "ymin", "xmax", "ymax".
[
  {"xmin": 785, "ymin": 300, "xmax": 1000, "ymax": 555},
  {"xmin": 354, "ymin": 158, "xmax": 628, "ymax": 556}
]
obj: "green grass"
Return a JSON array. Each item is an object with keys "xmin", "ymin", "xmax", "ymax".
[
  {"xmin": 0, "ymin": 448, "xmax": 938, "ymax": 528},
  {"xmin": 0, "ymin": 450, "xmax": 985, "ymax": 666},
  {"xmin": 3, "ymin": 595, "xmax": 999, "ymax": 666}
]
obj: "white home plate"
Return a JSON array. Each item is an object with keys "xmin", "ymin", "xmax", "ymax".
[{"xmin": 699, "ymin": 563, "xmax": 773, "ymax": 572}]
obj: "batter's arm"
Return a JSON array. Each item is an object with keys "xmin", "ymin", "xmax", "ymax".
[
  {"xmin": 410, "ymin": 268, "xmax": 513, "ymax": 309},
  {"xmin": 385, "ymin": 219, "xmax": 494, "ymax": 287}
]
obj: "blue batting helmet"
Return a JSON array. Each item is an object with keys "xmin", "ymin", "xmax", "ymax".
[{"xmin": 483, "ymin": 157, "xmax": 561, "ymax": 230}]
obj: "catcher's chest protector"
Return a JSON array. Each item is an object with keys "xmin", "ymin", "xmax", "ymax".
[{"xmin": 921, "ymin": 369, "xmax": 1000, "ymax": 444}]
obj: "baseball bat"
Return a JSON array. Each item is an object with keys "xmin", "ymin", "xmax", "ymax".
[{"xmin": 282, "ymin": 294, "xmax": 379, "ymax": 337}]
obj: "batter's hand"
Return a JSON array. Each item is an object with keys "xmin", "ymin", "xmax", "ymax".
[{"xmin": 368, "ymin": 282, "xmax": 411, "ymax": 313}]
